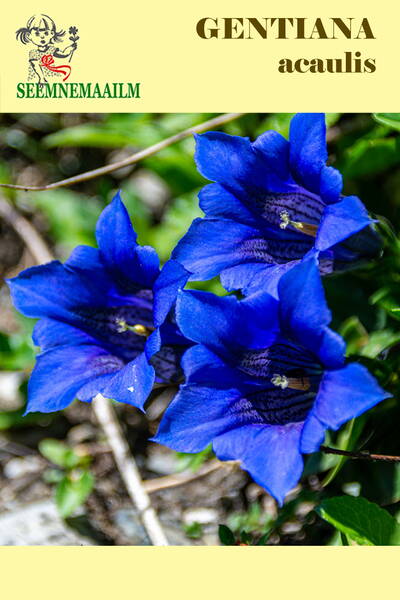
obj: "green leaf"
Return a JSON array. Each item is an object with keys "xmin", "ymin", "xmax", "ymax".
[
  {"xmin": 176, "ymin": 445, "xmax": 213, "ymax": 472},
  {"xmin": 39, "ymin": 439, "xmax": 81, "ymax": 469},
  {"xmin": 342, "ymin": 137, "xmax": 400, "ymax": 178},
  {"xmin": 360, "ymin": 330, "xmax": 400, "ymax": 358},
  {"xmin": 373, "ymin": 113, "xmax": 400, "ymax": 131},
  {"xmin": 183, "ymin": 522, "xmax": 203, "ymax": 539},
  {"xmin": 316, "ymin": 496, "xmax": 400, "ymax": 545},
  {"xmin": 240, "ymin": 530, "xmax": 253, "ymax": 545},
  {"xmin": 338, "ymin": 316, "xmax": 368, "ymax": 355},
  {"xmin": 218, "ymin": 524, "xmax": 236, "ymax": 545},
  {"xmin": 43, "ymin": 123, "xmax": 141, "ymax": 148},
  {"xmin": 43, "ymin": 468, "xmax": 64, "ymax": 484},
  {"xmin": 55, "ymin": 471, "xmax": 94, "ymax": 518},
  {"xmin": 257, "ymin": 532, "xmax": 271, "ymax": 545}
]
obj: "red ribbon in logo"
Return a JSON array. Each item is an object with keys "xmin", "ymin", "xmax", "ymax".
[{"xmin": 40, "ymin": 55, "xmax": 71, "ymax": 82}]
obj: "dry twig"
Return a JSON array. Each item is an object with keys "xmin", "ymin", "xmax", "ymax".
[
  {"xmin": 0, "ymin": 195, "xmax": 52, "ymax": 264},
  {"xmin": 0, "ymin": 112, "xmax": 244, "ymax": 192},
  {"xmin": 143, "ymin": 458, "xmax": 230, "ymax": 494},
  {"xmin": 93, "ymin": 394, "xmax": 168, "ymax": 545},
  {"xmin": 321, "ymin": 445, "xmax": 400, "ymax": 463}
]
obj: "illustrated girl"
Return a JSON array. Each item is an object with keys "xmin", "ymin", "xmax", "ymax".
[{"xmin": 16, "ymin": 14, "xmax": 79, "ymax": 83}]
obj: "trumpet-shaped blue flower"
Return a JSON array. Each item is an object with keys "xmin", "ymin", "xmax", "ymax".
[
  {"xmin": 8, "ymin": 193, "xmax": 188, "ymax": 414},
  {"xmin": 153, "ymin": 256, "xmax": 389, "ymax": 504},
  {"xmin": 172, "ymin": 113, "xmax": 381, "ymax": 295}
]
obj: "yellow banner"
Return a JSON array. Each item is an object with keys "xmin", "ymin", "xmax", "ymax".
[
  {"xmin": 1, "ymin": 546, "xmax": 398, "ymax": 599},
  {"xmin": 0, "ymin": 0, "xmax": 397, "ymax": 111}
]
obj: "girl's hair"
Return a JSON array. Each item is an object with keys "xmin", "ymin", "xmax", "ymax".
[{"xmin": 16, "ymin": 14, "xmax": 65, "ymax": 45}]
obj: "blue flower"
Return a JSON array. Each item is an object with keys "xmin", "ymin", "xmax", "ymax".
[
  {"xmin": 153, "ymin": 256, "xmax": 389, "ymax": 505},
  {"xmin": 171, "ymin": 113, "xmax": 381, "ymax": 296},
  {"xmin": 7, "ymin": 193, "xmax": 189, "ymax": 414}
]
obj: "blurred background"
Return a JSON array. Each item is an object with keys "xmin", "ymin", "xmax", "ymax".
[{"xmin": 1, "ymin": 112, "xmax": 400, "ymax": 545}]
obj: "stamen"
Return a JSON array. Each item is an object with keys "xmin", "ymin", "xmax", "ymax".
[
  {"xmin": 279, "ymin": 210, "xmax": 318, "ymax": 238},
  {"xmin": 115, "ymin": 318, "xmax": 154, "ymax": 337},
  {"xmin": 271, "ymin": 374, "xmax": 289, "ymax": 389},
  {"xmin": 271, "ymin": 373, "xmax": 311, "ymax": 391},
  {"xmin": 131, "ymin": 324, "xmax": 154, "ymax": 337},
  {"xmin": 116, "ymin": 318, "xmax": 129, "ymax": 333}
]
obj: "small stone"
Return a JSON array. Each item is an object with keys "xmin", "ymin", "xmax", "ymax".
[
  {"xmin": 146, "ymin": 447, "xmax": 179, "ymax": 475},
  {"xmin": 182, "ymin": 507, "xmax": 219, "ymax": 525},
  {"xmin": 4, "ymin": 456, "xmax": 43, "ymax": 479}
]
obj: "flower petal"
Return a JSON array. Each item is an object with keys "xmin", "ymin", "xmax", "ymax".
[
  {"xmin": 319, "ymin": 165, "xmax": 343, "ymax": 204},
  {"xmin": 194, "ymin": 132, "xmax": 292, "ymax": 196},
  {"xmin": 300, "ymin": 413, "xmax": 327, "ymax": 454},
  {"xmin": 289, "ymin": 113, "xmax": 328, "ymax": 194},
  {"xmin": 153, "ymin": 259, "xmax": 190, "ymax": 327},
  {"xmin": 176, "ymin": 290, "xmax": 278, "ymax": 357},
  {"xmin": 198, "ymin": 183, "xmax": 259, "ymax": 227},
  {"xmin": 311, "ymin": 362, "xmax": 390, "ymax": 432},
  {"xmin": 278, "ymin": 255, "xmax": 346, "ymax": 368},
  {"xmin": 176, "ymin": 290, "xmax": 240, "ymax": 355},
  {"xmin": 181, "ymin": 344, "xmax": 254, "ymax": 389},
  {"xmin": 152, "ymin": 384, "xmax": 244, "ymax": 453},
  {"xmin": 213, "ymin": 423, "xmax": 304, "ymax": 505},
  {"xmin": 172, "ymin": 217, "xmax": 260, "ymax": 281},
  {"xmin": 26, "ymin": 344, "xmax": 122, "ymax": 414},
  {"xmin": 221, "ymin": 261, "xmax": 297, "ymax": 297},
  {"xmin": 316, "ymin": 195, "xmax": 372, "ymax": 252},
  {"xmin": 7, "ymin": 260, "xmax": 116, "ymax": 321},
  {"xmin": 32, "ymin": 318, "xmax": 100, "ymax": 350},
  {"xmin": 78, "ymin": 351, "xmax": 155, "ymax": 410},
  {"xmin": 96, "ymin": 192, "xmax": 159, "ymax": 291},
  {"xmin": 252, "ymin": 130, "xmax": 291, "ymax": 181},
  {"xmin": 194, "ymin": 131, "xmax": 256, "ymax": 190}
]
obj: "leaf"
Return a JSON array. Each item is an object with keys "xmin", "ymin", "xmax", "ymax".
[
  {"xmin": 218, "ymin": 524, "xmax": 236, "ymax": 545},
  {"xmin": 360, "ymin": 330, "xmax": 400, "ymax": 358},
  {"xmin": 373, "ymin": 114, "xmax": 400, "ymax": 131},
  {"xmin": 183, "ymin": 522, "xmax": 203, "ymax": 539},
  {"xmin": 316, "ymin": 496, "xmax": 400, "ymax": 545},
  {"xmin": 43, "ymin": 124, "xmax": 141, "ymax": 148},
  {"xmin": 342, "ymin": 137, "xmax": 400, "ymax": 178},
  {"xmin": 176, "ymin": 445, "xmax": 213, "ymax": 472},
  {"xmin": 240, "ymin": 530, "xmax": 253, "ymax": 545},
  {"xmin": 55, "ymin": 471, "xmax": 94, "ymax": 518},
  {"xmin": 338, "ymin": 316, "xmax": 369, "ymax": 355},
  {"xmin": 39, "ymin": 439, "xmax": 81, "ymax": 469},
  {"xmin": 257, "ymin": 532, "xmax": 270, "ymax": 545}
]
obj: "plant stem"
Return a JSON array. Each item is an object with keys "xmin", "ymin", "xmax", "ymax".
[
  {"xmin": 321, "ymin": 445, "xmax": 400, "ymax": 463},
  {"xmin": 0, "ymin": 112, "xmax": 244, "ymax": 192},
  {"xmin": 93, "ymin": 394, "xmax": 169, "ymax": 545}
]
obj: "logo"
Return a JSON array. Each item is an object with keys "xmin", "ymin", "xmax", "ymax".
[
  {"xmin": 15, "ymin": 13, "xmax": 141, "ymax": 99},
  {"xmin": 16, "ymin": 14, "xmax": 79, "ymax": 83}
]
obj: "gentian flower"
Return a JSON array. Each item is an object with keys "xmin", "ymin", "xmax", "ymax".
[
  {"xmin": 7, "ymin": 193, "xmax": 188, "ymax": 414},
  {"xmin": 153, "ymin": 256, "xmax": 389, "ymax": 504},
  {"xmin": 171, "ymin": 113, "xmax": 381, "ymax": 295}
]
